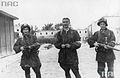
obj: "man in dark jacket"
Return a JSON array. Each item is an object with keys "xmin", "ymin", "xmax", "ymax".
[
  {"xmin": 88, "ymin": 18, "xmax": 116, "ymax": 78},
  {"xmin": 54, "ymin": 18, "xmax": 81, "ymax": 78},
  {"xmin": 13, "ymin": 24, "xmax": 41, "ymax": 78}
]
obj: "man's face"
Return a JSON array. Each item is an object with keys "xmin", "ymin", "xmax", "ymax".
[
  {"xmin": 99, "ymin": 22, "xmax": 107, "ymax": 29},
  {"xmin": 62, "ymin": 19, "xmax": 70, "ymax": 29},
  {"xmin": 22, "ymin": 27, "xmax": 29, "ymax": 35}
]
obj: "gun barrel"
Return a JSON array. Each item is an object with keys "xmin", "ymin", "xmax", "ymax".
[
  {"xmin": 98, "ymin": 43, "xmax": 120, "ymax": 51},
  {"xmin": 107, "ymin": 45, "xmax": 120, "ymax": 51}
]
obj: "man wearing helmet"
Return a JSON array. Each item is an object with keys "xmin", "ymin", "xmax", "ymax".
[
  {"xmin": 13, "ymin": 24, "xmax": 41, "ymax": 78},
  {"xmin": 88, "ymin": 17, "xmax": 116, "ymax": 78}
]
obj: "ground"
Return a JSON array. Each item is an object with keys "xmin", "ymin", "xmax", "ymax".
[{"xmin": 0, "ymin": 44, "xmax": 120, "ymax": 78}]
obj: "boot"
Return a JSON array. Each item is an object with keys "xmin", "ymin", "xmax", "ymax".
[{"xmin": 107, "ymin": 71, "xmax": 114, "ymax": 78}]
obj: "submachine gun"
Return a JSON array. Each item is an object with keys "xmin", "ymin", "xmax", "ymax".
[
  {"xmin": 97, "ymin": 37, "xmax": 120, "ymax": 51},
  {"xmin": 97, "ymin": 43, "xmax": 120, "ymax": 51}
]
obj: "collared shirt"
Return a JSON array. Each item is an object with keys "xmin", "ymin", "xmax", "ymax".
[{"xmin": 63, "ymin": 28, "xmax": 70, "ymax": 33}]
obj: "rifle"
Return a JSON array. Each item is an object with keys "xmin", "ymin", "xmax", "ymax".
[{"xmin": 97, "ymin": 43, "xmax": 120, "ymax": 51}]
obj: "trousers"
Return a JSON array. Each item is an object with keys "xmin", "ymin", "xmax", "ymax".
[
  {"xmin": 21, "ymin": 65, "xmax": 41, "ymax": 78},
  {"xmin": 97, "ymin": 61, "xmax": 114, "ymax": 78},
  {"xmin": 59, "ymin": 63, "xmax": 81, "ymax": 78}
]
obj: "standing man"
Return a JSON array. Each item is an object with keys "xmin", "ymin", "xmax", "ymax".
[
  {"xmin": 88, "ymin": 18, "xmax": 116, "ymax": 78},
  {"xmin": 13, "ymin": 24, "xmax": 41, "ymax": 78},
  {"xmin": 54, "ymin": 18, "xmax": 81, "ymax": 78}
]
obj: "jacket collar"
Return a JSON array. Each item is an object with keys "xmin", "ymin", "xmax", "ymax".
[{"xmin": 100, "ymin": 28, "xmax": 108, "ymax": 31}]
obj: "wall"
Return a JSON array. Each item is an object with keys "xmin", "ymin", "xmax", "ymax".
[
  {"xmin": 36, "ymin": 30, "xmax": 58, "ymax": 38},
  {"xmin": 36, "ymin": 29, "xmax": 89, "ymax": 43},
  {"xmin": 0, "ymin": 14, "xmax": 14, "ymax": 57}
]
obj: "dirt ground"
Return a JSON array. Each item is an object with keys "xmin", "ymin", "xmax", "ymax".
[{"xmin": 0, "ymin": 44, "xmax": 120, "ymax": 78}]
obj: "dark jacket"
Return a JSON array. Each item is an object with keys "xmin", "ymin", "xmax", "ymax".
[
  {"xmin": 88, "ymin": 28, "xmax": 116, "ymax": 62},
  {"xmin": 13, "ymin": 34, "xmax": 41, "ymax": 67},
  {"xmin": 54, "ymin": 28, "xmax": 81, "ymax": 64}
]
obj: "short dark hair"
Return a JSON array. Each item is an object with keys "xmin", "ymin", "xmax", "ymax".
[{"xmin": 62, "ymin": 18, "xmax": 70, "ymax": 23}]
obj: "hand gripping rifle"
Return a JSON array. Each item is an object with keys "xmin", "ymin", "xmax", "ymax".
[
  {"xmin": 97, "ymin": 43, "xmax": 120, "ymax": 51},
  {"xmin": 23, "ymin": 42, "xmax": 41, "ymax": 59}
]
